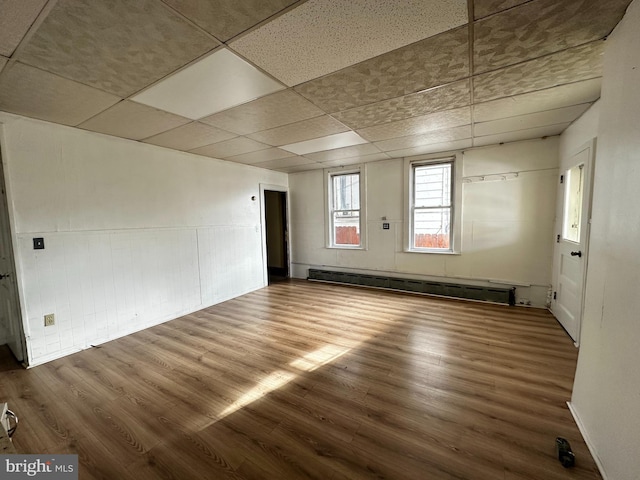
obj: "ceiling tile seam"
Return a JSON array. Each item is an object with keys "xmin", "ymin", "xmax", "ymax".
[
  {"xmin": 6, "ymin": 0, "xmax": 57, "ymax": 59},
  {"xmin": 472, "ymin": 121, "xmax": 573, "ymax": 138},
  {"xmin": 471, "ymin": 78, "xmax": 603, "ymax": 108},
  {"xmin": 473, "ymin": 101, "xmax": 595, "ymax": 124},
  {"xmin": 289, "ymin": 23, "xmax": 472, "ymax": 90},
  {"xmin": 137, "ymin": 121, "xmax": 237, "ymax": 143},
  {"xmin": 220, "ymin": 45, "xmax": 290, "ymax": 96},
  {"xmin": 223, "ymin": 0, "xmax": 309, "ymax": 45},
  {"xmin": 11, "ymin": 55, "xmax": 131, "ymax": 101},
  {"xmin": 472, "ymin": 38, "xmax": 607, "ymax": 76},
  {"xmin": 467, "ymin": 0, "xmax": 477, "ymax": 141},
  {"xmin": 562, "ymin": 107, "xmax": 595, "ymax": 133},
  {"xmin": 70, "ymin": 98, "xmax": 130, "ymax": 128},
  {"xmin": 157, "ymin": 0, "xmax": 225, "ymax": 44},
  {"xmin": 471, "ymin": 133, "xmax": 563, "ymax": 149},
  {"xmin": 0, "ymin": 61, "xmax": 125, "ymax": 128},
  {"xmin": 314, "ymin": 152, "xmax": 391, "ymax": 165},
  {"xmin": 121, "ymin": 45, "xmax": 224, "ymax": 101},
  {"xmin": 329, "ymin": 79, "xmax": 472, "ymax": 125},
  {"xmin": 186, "ymin": 138, "xmax": 272, "ymax": 155},
  {"xmin": 343, "ymin": 104, "xmax": 472, "ymax": 133},
  {"xmin": 369, "ymin": 123, "xmax": 472, "ymax": 143},
  {"xmin": 473, "ymin": 0, "xmax": 536, "ymax": 21}
]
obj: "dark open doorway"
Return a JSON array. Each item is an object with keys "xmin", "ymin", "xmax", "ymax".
[{"xmin": 264, "ymin": 190, "xmax": 289, "ymax": 284}]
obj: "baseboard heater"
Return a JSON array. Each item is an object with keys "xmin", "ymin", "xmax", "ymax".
[{"xmin": 307, "ymin": 269, "xmax": 516, "ymax": 306}]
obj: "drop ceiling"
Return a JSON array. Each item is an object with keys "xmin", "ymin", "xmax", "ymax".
[{"xmin": 0, "ymin": 0, "xmax": 631, "ymax": 173}]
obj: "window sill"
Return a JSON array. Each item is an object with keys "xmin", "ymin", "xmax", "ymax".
[
  {"xmin": 404, "ymin": 248, "xmax": 460, "ymax": 255},
  {"xmin": 327, "ymin": 245, "xmax": 366, "ymax": 250}
]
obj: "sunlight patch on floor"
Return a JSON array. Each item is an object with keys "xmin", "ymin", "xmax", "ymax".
[{"xmin": 219, "ymin": 341, "xmax": 358, "ymax": 418}]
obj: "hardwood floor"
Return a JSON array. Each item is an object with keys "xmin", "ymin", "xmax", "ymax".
[{"xmin": 0, "ymin": 280, "xmax": 601, "ymax": 479}]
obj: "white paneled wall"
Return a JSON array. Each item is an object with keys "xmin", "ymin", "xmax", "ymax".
[
  {"xmin": 290, "ymin": 138, "xmax": 559, "ymax": 306},
  {"xmin": 197, "ymin": 225, "xmax": 264, "ymax": 306},
  {"xmin": 1, "ymin": 116, "xmax": 286, "ymax": 366}
]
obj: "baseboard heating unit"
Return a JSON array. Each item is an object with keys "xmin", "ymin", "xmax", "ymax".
[{"xmin": 307, "ymin": 269, "xmax": 516, "ymax": 306}]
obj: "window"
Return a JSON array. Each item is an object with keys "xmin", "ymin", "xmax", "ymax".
[
  {"xmin": 405, "ymin": 156, "xmax": 461, "ymax": 253},
  {"xmin": 562, "ymin": 163, "xmax": 584, "ymax": 243},
  {"xmin": 326, "ymin": 168, "xmax": 364, "ymax": 248}
]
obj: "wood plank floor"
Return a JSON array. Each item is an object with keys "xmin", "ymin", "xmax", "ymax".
[{"xmin": 0, "ymin": 280, "xmax": 601, "ymax": 479}]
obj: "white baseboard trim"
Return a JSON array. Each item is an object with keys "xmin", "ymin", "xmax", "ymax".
[{"xmin": 567, "ymin": 401, "xmax": 608, "ymax": 480}]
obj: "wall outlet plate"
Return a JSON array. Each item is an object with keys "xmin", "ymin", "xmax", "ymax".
[{"xmin": 44, "ymin": 314, "xmax": 55, "ymax": 326}]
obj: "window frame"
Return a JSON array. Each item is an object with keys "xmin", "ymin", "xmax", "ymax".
[
  {"xmin": 404, "ymin": 153, "xmax": 462, "ymax": 254},
  {"xmin": 324, "ymin": 166, "xmax": 367, "ymax": 250}
]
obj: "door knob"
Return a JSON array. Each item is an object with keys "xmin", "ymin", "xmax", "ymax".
[
  {"xmin": 570, "ymin": 251, "xmax": 582, "ymax": 258},
  {"xmin": 0, "ymin": 273, "xmax": 9, "ymax": 279}
]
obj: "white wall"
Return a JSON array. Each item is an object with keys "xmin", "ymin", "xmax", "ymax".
[
  {"xmin": 569, "ymin": 1, "xmax": 640, "ymax": 478},
  {"xmin": 290, "ymin": 137, "xmax": 559, "ymax": 306},
  {"xmin": 559, "ymin": 101, "xmax": 600, "ymax": 160},
  {"xmin": 0, "ymin": 116, "xmax": 287, "ymax": 366}
]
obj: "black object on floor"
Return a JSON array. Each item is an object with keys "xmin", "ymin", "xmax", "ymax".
[{"xmin": 556, "ymin": 437, "xmax": 575, "ymax": 468}]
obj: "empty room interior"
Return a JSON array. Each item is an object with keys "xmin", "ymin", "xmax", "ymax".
[{"xmin": 0, "ymin": 0, "xmax": 639, "ymax": 479}]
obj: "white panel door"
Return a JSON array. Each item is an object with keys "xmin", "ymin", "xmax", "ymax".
[
  {"xmin": 0, "ymin": 147, "xmax": 24, "ymax": 360},
  {"xmin": 551, "ymin": 141, "xmax": 594, "ymax": 344}
]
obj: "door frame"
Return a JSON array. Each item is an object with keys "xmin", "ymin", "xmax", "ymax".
[
  {"xmin": 0, "ymin": 125, "xmax": 28, "ymax": 363},
  {"xmin": 259, "ymin": 183, "xmax": 291, "ymax": 286},
  {"xmin": 550, "ymin": 138, "xmax": 596, "ymax": 346}
]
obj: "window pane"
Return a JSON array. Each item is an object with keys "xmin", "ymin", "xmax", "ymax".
[
  {"xmin": 413, "ymin": 208, "xmax": 450, "ymax": 249},
  {"xmin": 562, "ymin": 164, "xmax": 584, "ymax": 243},
  {"xmin": 334, "ymin": 211, "xmax": 360, "ymax": 245},
  {"xmin": 332, "ymin": 173, "xmax": 360, "ymax": 210},
  {"xmin": 414, "ymin": 163, "xmax": 451, "ymax": 208}
]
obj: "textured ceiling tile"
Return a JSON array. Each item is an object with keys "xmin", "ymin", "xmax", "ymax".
[
  {"xmin": 385, "ymin": 139, "xmax": 473, "ymax": 158},
  {"xmin": 474, "ymin": 0, "xmax": 631, "ymax": 74},
  {"xmin": 225, "ymin": 147, "xmax": 294, "ymax": 165},
  {"xmin": 0, "ymin": 62, "xmax": 120, "ymax": 126},
  {"xmin": 333, "ymin": 80, "xmax": 471, "ymax": 130},
  {"xmin": 252, "ymin": 156, "xmax": 315, "ymax": 170},
  {"xmin": 247, "ymin": 115, "xmax": 349, "ymax": 146},
  {"xmin": 358, "ymin": 107, "xmax": 471, "ymax": 142},
  {"xmin": 79, "ymin": 101, "xmax": 190, "ymax": 140},
  {"xmin": 473, "ymin": 78, "xmax": 601, "ymax": 122},
  {"xmin": 473, "ymin": 124, "xmax": 568, "ymax": 147},
  {"xmin": 278, "ymin": 163, "xmax": 324, "ymax": 174},
  {"xmin": 231, "ymin": 0, "xmax": 468, "ymax": 86},
  {"xmin": 473, "ymin": 42, "xmax": 604, "ymax": 103},
  {"xmin": 303, "ymin": 144, "xmax": 381, "ymax": 163},
  {"xmin": 0, "ymin": 0, "xmax": 47, "ymax": 56},
  {"xmin": 473, "ymin": 0, "xmax": 528, "ymax": 19},
  {"xmin": 294, "ymin": 26, "xmax": 469, "ymax": 112},
  {"xmin": 143, "ymin": 122, "xmax": 236, "ymax": 150},
  {"xmin": 190, "ymin": 137, "xmax": 270, "ymax": 159},
  {"xmin": 162, "ymin": 0, "xmax": 298, "ymax": 42},
  {"xmin": 17, "ymin": 0, "xmax": 217, "ymax": 97},
  {"xmin": 474, "ymin": 104, "xmax": 590, "ymax": 136},
  {"xmin": 200, "ymin": 90, "xmax": 324, "ymax": 135},
  {"xmin": 375, "ymin": 125, "xmax": 472, "ymax": 152}
]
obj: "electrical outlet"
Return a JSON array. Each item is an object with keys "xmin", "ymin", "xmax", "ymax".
[{"xmin": 44, "ymin": 314, "xmax": 55, "ymax": 327}]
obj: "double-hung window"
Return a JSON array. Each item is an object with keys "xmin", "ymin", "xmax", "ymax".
[
  {"xmin": 327, "ymin": 169, "xmax": 364, "ymax": 248},
  {"xmin": 406, "ymin": 156, "xmax": 460, "ymax": 253}
]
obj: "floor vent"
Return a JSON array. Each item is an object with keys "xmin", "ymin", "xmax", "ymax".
[{"xmin": 307, "ymin": 269, "xmax": 515, "ymax": 306}]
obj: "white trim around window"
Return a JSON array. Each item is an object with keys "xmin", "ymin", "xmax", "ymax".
[
  {"xmin": 404, "ymin": 153, "xmax": 462, "ymax": 254},
  {"xmin": 324, "ymin": 165, "xmax": 367, "ymax": 250}
]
